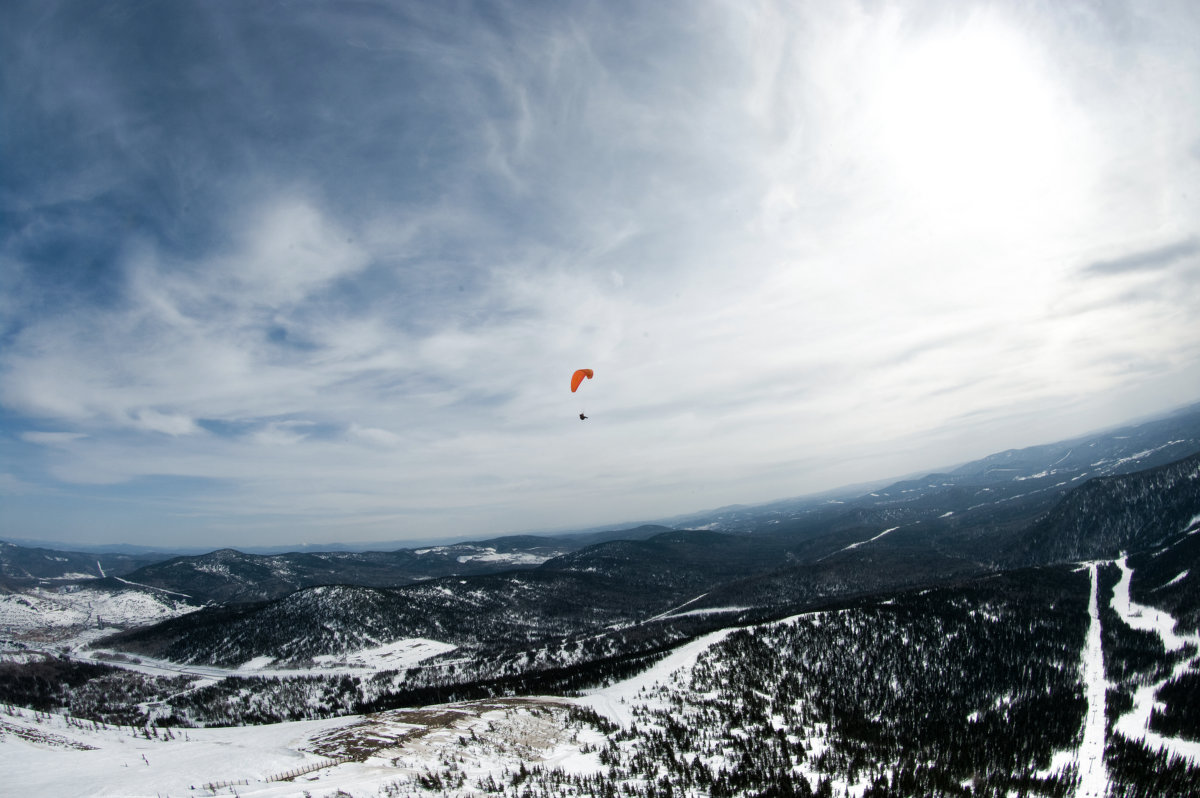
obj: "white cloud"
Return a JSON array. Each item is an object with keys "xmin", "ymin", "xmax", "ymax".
[
  {"xmin": 133, "ymin": 409, "xmax": 200, "ymax": 436},
  {"xmin": 348, "ymin": 424, "xmax": 404, "ymax": 448},
  {"xmin": 250, "ymin": 421, "xmax": 312, "ymax": 447},
  {"xmin": 0, "ymin": 473, "xmax": 39, "ymax": 495},
  {"xmin": 219, "ymin": 198, "xmax": 371, "ymax": 307},
  {"xmin": 21, "ymin": 431, "xmax": 88, "ymax": 446}
]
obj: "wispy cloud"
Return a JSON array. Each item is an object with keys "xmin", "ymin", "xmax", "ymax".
[
  {"xmin": 1082, "ymin": 237, "xmax": 1199, "ymax": 276},
  {"xmin": 21, "ymin": 432, "xmax": 88, "ymax": 446}
]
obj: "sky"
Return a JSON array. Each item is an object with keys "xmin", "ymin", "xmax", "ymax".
[{"xmin": 2, "ymin": 0, "xmax": 1199, "ymax": 549}]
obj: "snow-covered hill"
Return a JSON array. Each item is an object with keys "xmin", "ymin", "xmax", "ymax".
[
  {"xmin": 108, "ymin": 540, "xmax": 581, "ymax": 604},
  {"xmin": 0, "ymin": 585, "xmax": 197, "ymax": 654},
  {"xmin": 0, "ymin": 540, "xmax": 170, "ymax": 584}
]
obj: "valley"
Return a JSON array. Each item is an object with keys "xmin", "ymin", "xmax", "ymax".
[
  {"xmin": 4, "ymin": 551, "xmax": 1198, "ymax": 796},
  {"xmin": 2, "ymin": 407, "xmax": 1200, "ymax": 795}
]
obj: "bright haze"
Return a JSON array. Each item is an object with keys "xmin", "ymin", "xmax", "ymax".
[{"xmin": 2, "ymin": 1, "xmax": 1198, "ymax": 548}]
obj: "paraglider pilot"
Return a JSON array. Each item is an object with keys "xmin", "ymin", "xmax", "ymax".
[{"xmin": 571, "ymin": 369, "xmax": 594, "ymax": 421}]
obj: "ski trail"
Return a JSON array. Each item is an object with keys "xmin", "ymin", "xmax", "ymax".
[
  {"xmin": 112, "ymin": 576, "xmax": 192, "ymax": 598},
  {"xmin": 646, "ymin": 592, "xmax": 708, "ymax": 622},
  {"xmin": 821, "ymin": 526, "xmax": 901, "ymax": 560},
  {"xmin": 842, "ymin": 526, "xmax": 899, "ymax": 551},
  {"xmin": 96, "ymin": 560, "xmax": 105, "ymax": 578},
  {"xmin": 1110, "ymin": 555, "xmax": 1200, "ymax": 765},
  {"xmin": 576, "ymin": 627, "xmax": 735, "ymax": 728},
  {"xmin": 1077, "ymin": 562, "xmax": 1109, "ymax": 798},
  {"xmin": 1051, "ymin": 449, "xmax": 1073, "ymax": 467}
]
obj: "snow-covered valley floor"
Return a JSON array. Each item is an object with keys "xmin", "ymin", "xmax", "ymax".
[
  {"xmin": 0, "ymin": 584, "xmax": 458, "ymax": 679},
  {"xmin": 68, "ymin": 636, "xmax": 459, "ymax": 682},
  {"xmin": 3, "ymin": 615, "xmax": 745, "ymax": 796},
  {"xmin": 3, "ymin": 696, "xmax": 607, "ymax": 797}
]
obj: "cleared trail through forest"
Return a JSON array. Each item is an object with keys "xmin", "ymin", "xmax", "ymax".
[
  {"xmin": 1077, "ymin": 562, "xmax": 1109, "ymax": 798},
  {"xmin": 1110, "ymin": 555, "xmax": 1200, "ymax": 765}
]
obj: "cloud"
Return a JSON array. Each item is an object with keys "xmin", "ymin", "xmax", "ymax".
[
  {"xmin": 251, "ymin": 421, "xmax": 313, "ymax": 447},
  {"xmin": 348, "ymin": 424, "xmax": 404, "ymax": 448},
  {"xmin": 21, "ymin": 431, "xmax": 88, "ymax": 446},
  {"xmin": 0, "ymin": 473, "xmax": 39, "ymax": 495},
  {"xmin": 133, "ymin": 410, "xmax": 200, "ymax": 437},
  {"xmin": 1082, "ymin": 237, "xmax": 1200, "ymax": 277},
  {"xmin": 3, "ymin": 0, "xmax": 1200, "ymax": 546},
  {"xmin": 218, "ymin": 199, "xmax": 371, "ymax": 307},
  {"xmin": 1, "ymin": 193, "xmax": 380, "ymax": 427}
]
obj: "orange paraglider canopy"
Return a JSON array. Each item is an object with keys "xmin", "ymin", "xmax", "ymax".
[{"xmin": 570, "ymin": 368, "xmax": 594, "ymax": 393}]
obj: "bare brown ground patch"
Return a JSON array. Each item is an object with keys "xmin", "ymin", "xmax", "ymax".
[{"xmin": 304, "ymin": 697, "xmax": 574, "ymax": 762}]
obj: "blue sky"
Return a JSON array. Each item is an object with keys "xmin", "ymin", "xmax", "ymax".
[{"xmin": 3, "ymin": 0, "xmax": 1199, "ymax": 548}]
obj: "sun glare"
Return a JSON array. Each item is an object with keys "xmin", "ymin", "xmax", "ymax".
[{"xmin": 875, "ymin": 20, "xmax": 1077, "ymax": 229}]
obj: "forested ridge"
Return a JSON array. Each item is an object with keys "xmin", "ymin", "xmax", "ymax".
[
  {"xmin": 7, "ymin": 555, "xmax": 1199, "ymax": 795},
  {"xmin": 3, "ymin": 421, "xmax": 1199, "ymax": 794}
]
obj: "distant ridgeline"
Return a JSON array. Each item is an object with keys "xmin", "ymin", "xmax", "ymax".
[{"xmin": 1, "ymin": 405, "xmax": 1199, "ymax": 793}]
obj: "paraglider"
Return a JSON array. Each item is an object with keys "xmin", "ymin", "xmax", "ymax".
[
  {"xmin": 571, "ymin": 369, "xmax": 593, "ymax": 420},
  {"xmin": 570, "ymin": 369, "xmax": 593, "ymax": 393}
]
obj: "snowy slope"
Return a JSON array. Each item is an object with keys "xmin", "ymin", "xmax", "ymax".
[
  {"xmin": 2, "ymin": 698, "xmax": 604, "ymax": 798},
  {"xmin": 0, "ymin": 586, "xmax": 195, "ymax": 644},
  {"xmin": 1110, "ymin": 555, "xmax": 1200, "ymax": 764},
  {"xmin": 67, "ymin": 635, "xmax": 458, "ymax": 681},
  {"xmin": 576, "ymin": 627, "xmax": 735, "ymax": 728}
]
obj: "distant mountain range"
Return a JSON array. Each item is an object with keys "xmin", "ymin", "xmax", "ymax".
[
  {"xmin": 3, "ymin": 403, "xmax": 1200, "ymax": 794},
  {"xmin": 6, "ymin": 402, "xmax": 1198, "ymax": 594},
  {"xmin": 0, "ymin": 542, "xmax": 167, "ymax": 585},
  {"xmin": 83, "ymin": 405, "xmax": 1200, "ymax": 671},
  {"xmin": 2, "ymin": 401, "xmax": 1197, "ymax": 675},
  {"xmin": 0, "ymin": 527, "xmax": 674, "ymax": 600}
]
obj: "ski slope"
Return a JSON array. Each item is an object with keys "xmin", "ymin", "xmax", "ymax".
[
  {"xmin": 1110, "ymin": 555, "xmax": 1200, "ymax": 765},
  {"xmin": 1077, "ymin": 562, "xmax": 1110, "ymax": 797}
]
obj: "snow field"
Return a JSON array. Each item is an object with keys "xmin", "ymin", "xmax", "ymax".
[
  {"xmin": 311, "ymin": 638, "xmax": 458, "ymax": 671},
  {"xmin": 71, "ymin": 636, "xmax": 459, "ymax": 682},
  {"xmin": 576, "ymin": 626, "xmax": 735, "ymax": 728},
  {"xmin": 579, "ymin": 610, "xmax": 875, "ymax": 797},
  {"xmin": 2, "ymin": 698, "xmax": 605, "ymax": 798},
  {"xmin": 0, "ymin": 587, "xmax": 193, "ymax": 636},
  {"xmin": 2, "ymin": 706, "xmax": 359, "ymax": 798},
  {"xmin": 454, "ymin": 549, "xmax": 553, "ymax": 566}
]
